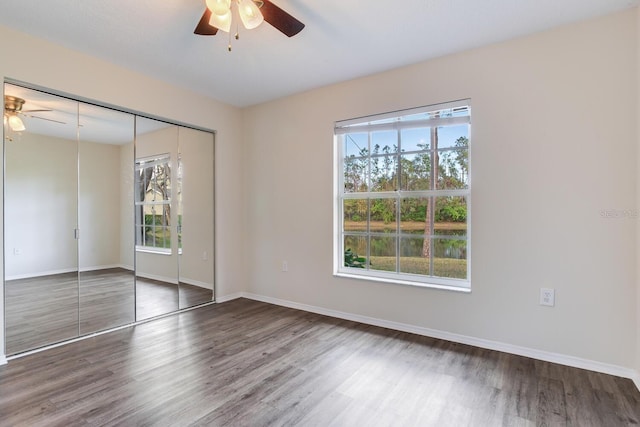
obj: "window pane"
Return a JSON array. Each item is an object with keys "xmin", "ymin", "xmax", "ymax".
[
  {"xmin": 400, "ymin": 153, "xmax": 431, "ymax": 191},
  {"xmin": 400, "ymin": 237, "xmax": 430, "ymax": 275},
  {"xmin": 369, "ymin": 199, "xmax": 396, "ymax": 233},
  {"xmin": 370, "ymin": 151, "xmax": 397, "ymax": 192},
  {"xmin": 435, "ymin": 125, "xmax": 468, "ymax": 149},
  {"xmin": 400, "ymin": 198, "xmax": 430, "ymax": 234},
  {"xmin": 371, "ymin": 130, "xmax": 397, "ymax": 154},
  {"xmin": 370, "ymin": 236, "xmax": 396, "ymax": 272},
  {"xmin": 344, "ymin": 235, "xmax": 368, "ymax": 268},
  {"xmin": 343, "ymin": 151, "xmax": 368, "ymax": 193},
  {"xmin": 343, "ymin": 199, "xmax": 368, "ymax": 232},
  {"xmin": 437, "ymin": 148, "xmax": 468, "ymax": 189},
  {"xmin": 401, "ymin": 128, "xmax": 430, "ymax": 152},
  {"xmin": 434, "ymin": 196, "xmax": 467, "ymax": 237},
  {"xmin": 433, "ymin": 239, "xmax": 467, "ymax": 279},
  {"xmin": 157, "ymin": 226, "xmax": 171, "ymax": 248},
  {"xmin": 344, "ymin": 133, "xmax": 368, "ymax": 158},
  {"xmin": 156, "ymin": 164, "xmax": 171, "ymax": 200}
]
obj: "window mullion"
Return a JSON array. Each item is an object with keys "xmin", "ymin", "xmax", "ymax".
[
  {"xmin": 429, "ymin": 125, "xmax": 438, "ymax": 276},
  {"xmin": 395, "ymin": 129, "xmax": 401, "ymax": 273},
  {"xmin": 366, "ymin": 198, "xmax": 371, "ymax": 270}
]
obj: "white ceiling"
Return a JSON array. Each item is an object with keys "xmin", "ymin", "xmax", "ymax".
[{"xmin": 0, "ymin": 0, "xmax": 637, "ymax": 108}]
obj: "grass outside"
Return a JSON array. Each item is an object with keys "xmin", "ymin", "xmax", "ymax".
[
  {"xmin": 366, "ymin": 256, "xmax": 467, "ymax": 279},
  {"xmin": 345, "ymin": 221, "xmax": 466, "ymax": 233}
]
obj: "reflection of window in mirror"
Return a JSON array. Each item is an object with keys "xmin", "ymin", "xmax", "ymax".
[{"xmin": 135, "ymin": 154, "xmax": 172, "ymax": 254}]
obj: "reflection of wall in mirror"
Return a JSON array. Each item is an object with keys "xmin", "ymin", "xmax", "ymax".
[
  {"xmin": 5, "ymin": 132, "xmax": 129, "ymax": 279},
  {"xmin": 179, "ymin": 128, "xmax": 214, "ymax": 290},
  {"xmin": 120, "ymin": 142, "xmax": 135, "ymax": 270},
  {"xmin": 79, "ymin": 140, "xmax": 123, "ymax": 271}
]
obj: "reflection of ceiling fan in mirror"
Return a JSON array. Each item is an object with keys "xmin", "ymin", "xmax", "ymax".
[{"xmin": 4, "ymin": 95, "xmax": 65, "ymax": 133}]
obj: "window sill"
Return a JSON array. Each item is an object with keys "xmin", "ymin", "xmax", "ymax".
[
  {"xmin": 334, "ymin": 271, "xmax": 471, "ymax": 293},
  {"xmin": 135, "ymin": 247, "xmax": 172, "ymax": 256}
]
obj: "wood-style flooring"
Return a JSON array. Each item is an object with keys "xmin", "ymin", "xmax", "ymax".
[
  {"xmin": 5, "ymin": 269, "xmax": 212, "ymax": 355},
  {"xmin": 1, "ymin": 298, "xmax": 638, "ymax": 426}
]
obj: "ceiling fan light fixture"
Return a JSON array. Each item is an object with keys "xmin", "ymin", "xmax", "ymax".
[
  {"xmin": 7, "ymin": 114, "xmax": 25, "ymax": 132},
  {"xmin": 205, "ymin": 0, "xmax": 231, "ymax": 16},
  {"xmin": 209, "ymin": 8, "xmax": 232, "ymax": 32},
  {"xmin": 238, "ymin": 0, "xmax": 263, "ymax": 29}
]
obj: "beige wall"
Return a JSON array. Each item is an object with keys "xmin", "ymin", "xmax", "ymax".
[
  {"xmin": 637, "ymin": 6, "xmax": 640, "ymax": 384},
  {"xmin": 5, "ymin": 135, "xmax": 125, "ymax": 273},
  {"xmin": 79, "ymin": 140, "xmax": 123, "ymax": 271},
  {"xmin": 0, "ymin": 25, "xmax": 246, "ymax": 359},
  {"xmin": 179, "ymin": 127, "xmax": 215, "ymax": 289},
  {"xmin": 4, "ymin": 133, "xmax": 79, "ymax": 277},
  {"xmin": 1, "ymin": 8, "xmax": 638, "ymax": 378},
  {"xmin": 243, "ymin": 10, "xmax": 638, "ymax": 369},
  {"xmin": 120, "ymin": 142, "xmax": 135, "ymax": 270}
]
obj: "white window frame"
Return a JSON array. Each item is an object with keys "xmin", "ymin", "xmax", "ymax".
[{"xmin": 334, "ymin": 99, "xmax": 471, "ymax": 291}]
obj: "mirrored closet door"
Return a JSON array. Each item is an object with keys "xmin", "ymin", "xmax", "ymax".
[
  {"xmin": 78, "ymin": 104, "xmax": 136, "ymax": 335},
  {"xmin": 134, "ymin": 118, "xmax": 215, "ymax": 319},
  {"xmin": 4, "ymin": 86, "xmax": 80, "ymax": 354},
  {"xmin": 177, "ymin": 127, "xmax": 215, "ymax": 309},
  {"xmin": 4, "ymin": 82, "xmax": 215, "ymax": 356},
  {"xmin": 134, "ymin": 117, "xmax": 180, "ymax": 320}
]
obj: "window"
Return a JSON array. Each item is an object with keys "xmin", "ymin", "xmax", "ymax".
[
  {"xmin": 135, "ymin": 154, "xmax": 172, "ymax": 253},
  {"xmin": 335, "ymin": 100, "xmax": 470, "ymax": 290}
]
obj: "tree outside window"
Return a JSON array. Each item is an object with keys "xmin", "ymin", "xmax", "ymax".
[{"xmin": 336, "ymin": 101, "xmax": 470, "ymax": 289}]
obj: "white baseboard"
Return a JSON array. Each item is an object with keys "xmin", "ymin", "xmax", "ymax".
[
  {"xmin": 135, "ymin": 272, "xmax": 178, "ymax": 285},
  {"xmin": 79, "ymin": 264, "xmax": 123, "ymax": 273},
  {"xmin": 633, "ymin": 371, "xmax": 640, "ymax": 392},
  {"xmin": 231, "ymin": 292, "xmax": 639, "ymax": 388},
  {"xmin": 6, "ymin": 265, "xmax": 131, "ymax": 281},
  {"xmin": 0, "ymin": 355, "xmax": 7, "ymax": 365},
  {"xmin": 180, "ymin": 277, "xmax": 213, "ymax": 290},
  {"xmin": 6, "ymin": 267, "xmax": 78, "ymax": 281}
]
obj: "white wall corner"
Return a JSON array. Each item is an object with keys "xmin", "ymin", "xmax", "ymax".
[
  {"xmin": 0, "ymin": 355, "xmax": 7, "ymax": 366},
  {"xmin": 240, "ymin": 292, "xmax": 639, "ymax": 386},
  {"xmin": 215, "ymin": 292, "xmax": 245, "ymax": 303}
]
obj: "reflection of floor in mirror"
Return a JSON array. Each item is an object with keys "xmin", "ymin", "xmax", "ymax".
[
  {"xmin": 180, "ymin": 281, "xmax": 214, "ymax": 309},
  {"xmin": 5, "ymin": 271, "xmax": 80, "ymax": 355},
  {"xmin": 134, "ymin": 278, "xmax": 213, "ymax": 319},
  {"xmin": 5, "ymin": 268, "xmax": 212, "ymax": 355}
]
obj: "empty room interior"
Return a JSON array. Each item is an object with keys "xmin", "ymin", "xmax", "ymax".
[{"xmin": 1, "ymin": 0, "xmax": 640, "ymax": 425}]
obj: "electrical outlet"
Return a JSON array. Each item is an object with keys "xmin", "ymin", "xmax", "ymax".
[
  {"xmin": 282, "ymin": 261, "xmax": 288, "ymax": 272},
  {"xmin": 202, "ymin": 251, "xmax": 208, "ymax": 261},
  {"xmin": 13, "ymin": 248, "xmax": 21, "ymax": 255},
  {"xmin": 540, "ymin": 288, "xmax": 555, "ymax": 307}
]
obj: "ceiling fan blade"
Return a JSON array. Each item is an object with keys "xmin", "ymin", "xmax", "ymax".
[
  {"xmin": 25, "ymin": 114, "xmax": 66, "ymax": 125},
  {"xmin": 261, "ymin": 0, "xmax": 304, "ymax": 37},
  {"xmin": 194, "ymin": 9, "xmax": 219, "ymax": 35},
  {"xmin": 21, "ymin": 109, "xmax": 52, "ymax": 113}
]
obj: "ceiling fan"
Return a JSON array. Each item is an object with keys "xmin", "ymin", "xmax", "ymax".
[
  {"xmin": 4, "ymin": 95, "xmax": 65, "ymax": 133},
  {"xmin": 194, "ymin": 0, "xmax": 304, "ymax": 39}
]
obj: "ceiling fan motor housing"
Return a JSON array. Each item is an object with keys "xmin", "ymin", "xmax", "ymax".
[{"xmin": 5, "ymin": 96, "xmax": 25, "ymax": 113}]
